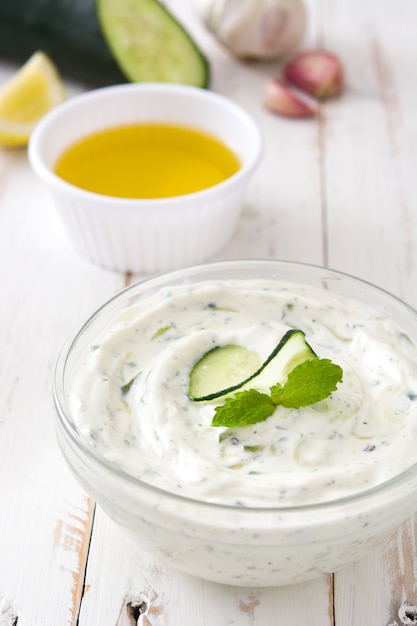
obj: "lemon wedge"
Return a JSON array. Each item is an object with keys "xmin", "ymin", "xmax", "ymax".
[{"xmin": 0, "ymin": 51, "xmax": 66, "ymax": 148}]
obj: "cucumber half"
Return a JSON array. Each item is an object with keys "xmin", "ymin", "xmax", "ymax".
[
  {"xmin": 96, "ymin": 0, "xmax": 210, "ymax": 87},
  {"xmin": 188, "ymin": 329, "xmax": 317, "ymax": 402}
]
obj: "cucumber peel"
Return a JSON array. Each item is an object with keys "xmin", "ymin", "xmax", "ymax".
[
  {"xmin": 188, "ymin": 329, "xmax": 317, "ymax": 402},
  {"xmin": 96, "ymin": 0, "xmax": 210, "ymax": 87}
]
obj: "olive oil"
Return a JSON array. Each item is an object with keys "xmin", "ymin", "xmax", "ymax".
[{"xmin": 54, "ymin": 123, "xmax": 241, "ymax": 199}]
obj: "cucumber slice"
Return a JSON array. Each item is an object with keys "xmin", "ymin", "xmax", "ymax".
[
  {"xmin": 243, "ymin": 329, "xmax": 316, "ymax": 394},
  {"xmin": 188, "ymin": 329, "xmax": 316, "ymax": 402},
  {"xmin": 188, "ymin": 345, "xmax": 261, "ymax": 402},
  {"xmin": 97, "ymin": 0, "xmax": 210, "ymax": 87}
]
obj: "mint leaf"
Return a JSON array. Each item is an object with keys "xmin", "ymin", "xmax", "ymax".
[
  {"xmin": 211, "ymin": 357, "xmax": 343, "ymax": 428},
  {"xmin": 271, "ymin": 357, "xmax": 343, "ymax": 408},
  {"xmin": 211, "ymin": 389, "xmax": 276, "ymax": 427}
]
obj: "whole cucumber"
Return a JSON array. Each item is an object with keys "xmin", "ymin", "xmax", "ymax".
[
  {"xmin": 0, "ymin": 0, "xmax": 126, "ymax": 85},
  {"xmin": 0, "ymin": 0, "xmax": 210, "ymax": 88}
]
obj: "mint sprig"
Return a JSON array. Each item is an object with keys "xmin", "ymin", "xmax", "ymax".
[
  {"xmin": 211, "ymin": 389, "xmax": 276, "ymax": 428},
  {"xmin": 211, "ymin": 357, "xmax": 343, "ymax": 428}
]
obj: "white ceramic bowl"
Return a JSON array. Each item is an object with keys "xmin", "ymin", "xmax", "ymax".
[
  {"xmin": 29, "ymin": 84, "xmax": 262, "ymax": 274},
  {"xmin": 53, "ymin": 259, "xmax": 417, "ymax": 587}
]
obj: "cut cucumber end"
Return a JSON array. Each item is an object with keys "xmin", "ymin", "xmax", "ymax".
[{"xmin": 97, "ymin": 0, "xmax": 210, "ymax": 87}]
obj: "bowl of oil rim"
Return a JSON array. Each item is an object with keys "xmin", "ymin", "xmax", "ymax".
[{"xmin": 28, "ymin": 83, "xmax": 262, "ymax": 274}]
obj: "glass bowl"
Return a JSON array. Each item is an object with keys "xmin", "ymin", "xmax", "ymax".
[{"xmin": 53, "ymin": 260, "xmax": 417, "ymax": 586}]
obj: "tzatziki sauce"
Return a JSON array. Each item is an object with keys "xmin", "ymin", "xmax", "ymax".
[{"xmin": 69, "ymin": 279, "xmax": 417, "ymax": 508}]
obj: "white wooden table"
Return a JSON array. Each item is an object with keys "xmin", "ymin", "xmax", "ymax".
[{"xmin": 1, "ymin": 1, "xmax": 417, "ymax": 624}]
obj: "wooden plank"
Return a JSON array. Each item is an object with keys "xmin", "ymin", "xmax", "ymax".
[
  {"xmin": 322, "ymin": 0, "xmax": 417, "ymax": 301},
  {"xmin": 0, "ymin": 142, "xmax": 124, "ymax": 625},
  {"xmin": 321, "ymin": 1, "xmax": 417, "ymax": 625},
  {"xmin": 384, "ymin": 519, "xmax": 417, "ymax": 625}
]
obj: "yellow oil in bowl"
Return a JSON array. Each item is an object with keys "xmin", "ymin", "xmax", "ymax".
[{"xmin": 54, "ymin": 123, "xmax": 241, "ymax": 199}]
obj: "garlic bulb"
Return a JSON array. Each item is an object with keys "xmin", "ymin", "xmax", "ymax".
[{"xmin": 193, "ymin": 0, "xmax": 307, "ymax": 60}]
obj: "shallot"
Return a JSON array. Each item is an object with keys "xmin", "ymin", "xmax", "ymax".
[{"xmin": 284, "ymin": 50, "xmax": 344, "ymax": 99}]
